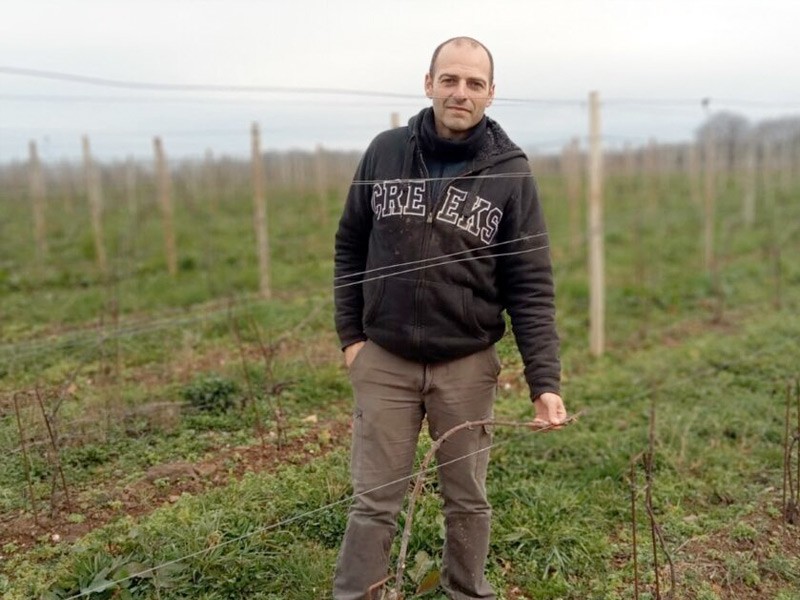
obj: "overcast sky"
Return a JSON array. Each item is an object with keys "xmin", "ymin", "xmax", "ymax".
[{"xmin": 2, "ymin": 0, "xmax": 799, "ymax": 162}]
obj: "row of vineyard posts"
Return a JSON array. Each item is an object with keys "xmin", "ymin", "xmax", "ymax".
[{"xmin": 11, "ymin": 93, "xmax": 800, "ymax": 356}]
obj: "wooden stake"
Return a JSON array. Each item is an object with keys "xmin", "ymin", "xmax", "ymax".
[
  {"xmin": 124, "ymin": 156, "xmax": 138, "ymax": 218},
  {"xmin": 153, "ymin": 137, "xmax": 178, "ymax": 277},
  {"xmin": 792, "ymin": 135, "xmax": 800, "ymax": 186},
  {"xmin": 587, "ymin": 91, "xmax": 605, "ymax": 357},
  {"xmin": 779, "ymin": 139, "xmax": 791, "ymax": 193},
  {"xmin": 688, "ymin": 142, "xmax": 701, "ymax": 206},
  {"xmin": 625, "ymin": 145, "xmax": 649, "ymax": 340},
  {"xmin": 743, "ymin": 139, "xmax": 756, "ymax": 227},
  {"xmin": 390, "ymin": 112, "xmax": 401, "ymax": 129},
  {"xmin": 703, "ymin": 129, "xmax": 716, "ymax": 276},
  {"xmin": 315, "ymin": 144, "xmax": 329, "ymax": 226},
  {"xmin": 59, "ymin": 161, "xmax": 75, "ymax": 216},
  {"xmin": 81, "ymin": 136, "xmax": 109, "ymax": 276},
  {"xmin": 251, "ymin": 123, "xmax": 272, "ymax": 299},
  {"xmin": 204, "ymin": 148, "xmax": 218, "ymax": 213},
  {"xmin": 761, "ymin": 142, "xmax": 783, "ymax": 309},
  {"xmin": 28, "ymin": 140, "xmax": 48, "ymax": 260},
  {"xmin": 645, "ymin": 139, "xmax": 658, "ymax": 217}
]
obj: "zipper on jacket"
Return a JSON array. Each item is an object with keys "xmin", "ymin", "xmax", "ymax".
[
  {"xmin": 409, "ymin": 132, "xmax": 522, "ymax": 356},
  {"xmin": 415, "ymin": 158, "xmax": 480, "ymax": 353},
  {"xmin": 411, "ymin": 147, "xmax": 430, "ymax": 354}
]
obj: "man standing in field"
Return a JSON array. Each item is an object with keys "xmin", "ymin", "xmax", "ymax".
[{"xmin": 333, "ymin": 36, "xmax": 566, "ymax": 599}]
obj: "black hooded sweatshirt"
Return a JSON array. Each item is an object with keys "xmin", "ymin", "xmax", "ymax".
[{"xmin": 334, "ymin": 107, "xmax": 560, "ymax": 399}]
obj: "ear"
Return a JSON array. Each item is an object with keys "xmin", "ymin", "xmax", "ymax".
[
  {"xmin": 424, "ymin": 73, "xmax": 433, "ymax": 99},
  {"xmin": 486, "ymin": 82, "xmax": 495, "ymax": 108}
]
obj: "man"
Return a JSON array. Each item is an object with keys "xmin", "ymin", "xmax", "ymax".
[{"xmin": 333, "ymin": 36, "xmax": 566, "ymax": 600}]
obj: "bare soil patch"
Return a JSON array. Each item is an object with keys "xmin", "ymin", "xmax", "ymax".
[{"xmin": 1, "ymin": 417, "xmax": 351, "ymax": 556}]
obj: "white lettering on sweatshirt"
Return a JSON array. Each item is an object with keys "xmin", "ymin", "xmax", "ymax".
[{"xmin": 371, "ymin": 183, "xmax": 503, "ymax": 244}]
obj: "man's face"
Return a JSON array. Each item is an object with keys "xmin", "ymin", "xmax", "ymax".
[{"xmin": 424, "ymin": 42, "xmax": 495, "ymax": 141}]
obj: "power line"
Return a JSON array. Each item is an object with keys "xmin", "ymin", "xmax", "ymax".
[
  {"xmin": 4, "ymin": 192, "xmax": 765, "ymax": 362},
  {"xmin": 334, "ymin": 244, "xmax": 551, "ymax": 289},
  {"xmin": 4, "ymin": 66, "xmax": 800, "ymax": 111},
  {"xmin": 0, "ymin": 66, "xmax": 577, "ymax": 105},
  {"xmin": 0, "ymin": 66, "xmax": 421, "ymax": 99},
  {"xmin": 0, "ymin": 92, "xmax": 426, "ymax": 109},
  {"xmin": 334, "ymin": 233, "xmax": 547, "ymax": 281}
]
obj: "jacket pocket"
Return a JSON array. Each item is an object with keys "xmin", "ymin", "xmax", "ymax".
[
  {"xmin": 422, "ymin": 280, "xmax": 489, "ymax": 344},
  {"xmin": 363, "ymin": 277, "xmax": 418, "ymax": 349}
]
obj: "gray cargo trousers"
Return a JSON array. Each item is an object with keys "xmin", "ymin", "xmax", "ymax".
[{"xmin": 333, "ymin": 340, "xmax": 500, "ymax": 600}]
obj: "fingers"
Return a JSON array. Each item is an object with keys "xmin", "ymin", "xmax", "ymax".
[
  {"xmin": 529, "ymin": 418, "xmax": 563, "ymax": 432},
  {"xmin": 344, "ymin": 341, "xmax": 366, "ymax": 368},
  {"xmin": 532, "ymin": 393, "xmax": 568, "ymax": 430},
  {"xmin": 529, "ymin": 418, "xmax": 551, "ymax": 430}
]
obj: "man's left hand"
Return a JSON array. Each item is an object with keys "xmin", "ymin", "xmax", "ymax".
[{"xmin": 531, "ymin": 392, "xmax": 567, "ymax": 429}]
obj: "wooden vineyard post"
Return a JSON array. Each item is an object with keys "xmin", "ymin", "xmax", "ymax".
[
  {"xmin": 204, "ymin": 148, "xmax": 218, "ymax": 213},
  {"xmin": 390, "ymin": 112, "xmax": 401, "ymax": 129},
  {"xmin": 153, "ymin": 137, "xmax": 178, "ymax": 277},
  {"xmin": 28, "ymin": 140, "xmax": 48, "ymax": 260},
  {"xmin": 703, "ymin": 129, "xmax": 716, "ymax": 276},
  {"xmin": 277, "ymin": 153, "xmax": 292, "ymax": 189},
  {"xmin": 626, "ymin": 145, "xmax": 646, "ymax": 300},
  {"xmin": 587, "ymin": 91, "xmax": 605, "ymax": 357},
  {"xmin": 58, "ymin": 161, "xmax": 75, "ymax": 216},
  {"xmin": 645, "ymin": 139, "xmax": 658, "ymax": 217},
  {"xmin": 779, "ymin": 139, "xmax": 791, "ymax": 193},
  {"xmin": 792, "ymin": 135, "xmax": 800, "ymax": 187},
  {"xmin": 251, "ymin": 123, "xmax": 271, "ymax": 300},
  {"xmin": 761, "ymin": 142, "xmax": 783, "ymax": 310},
  {"xmin": 688, "ymin": 141, "xmax": 701, "ymax": 206},
  {"xmin": 743, "ymin": 138, "xmax": 756, "ymax": 228},
  {"xmin": 124, "ymin": 156, "xmax": 138, "ymax": 218},
  {"xmin": 82, "ymin": 136, "xmax": 109, "ymax": 277},
  {"xmin": 315, "ymin": 144, "xmax": 328, "ymax": 226}
]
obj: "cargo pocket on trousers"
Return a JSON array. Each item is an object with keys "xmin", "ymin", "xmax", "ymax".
[
  {"xmin": 475, "ymin": 422, "xmax": 493, "ymax": 480},
  {"xmin": 351, "ymin": 407, "xmax": 364, "ymax": 476}
]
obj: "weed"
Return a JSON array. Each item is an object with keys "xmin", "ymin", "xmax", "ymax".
[{"xmin": 180, "ymin": 374, "xmax": 240, "ymax": 414}]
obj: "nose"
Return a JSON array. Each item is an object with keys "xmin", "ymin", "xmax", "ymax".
[{"xmin": 453, "ymin": 80, "xmax": 468, "ymax": 101}]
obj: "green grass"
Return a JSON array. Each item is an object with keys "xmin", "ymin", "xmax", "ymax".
[
  {"xmin": 2, "ymin": 311, "xmax": 799, "ymax": 599},
  {"xmin": 1, "ymin": 163, "xmax": 799, "ymax": 598}
]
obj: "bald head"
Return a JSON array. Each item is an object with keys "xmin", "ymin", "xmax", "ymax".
[{"xmin": 429, "ymin": 37, "xmax": 494, "ymax": 85}]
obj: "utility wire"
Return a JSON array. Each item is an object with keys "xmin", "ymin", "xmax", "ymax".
[
  {"xmin": 334, "ymin": 233, "xmax": 548, "ymax": 281},
  {"xmin": 61, "ymin": 417, "xmax": 575, "ymax": 600},
  {"xmin": 0, "ymin": 66, "xmax": 575, "ymax": 105},
  {"xmin": 3, "ymin": 67, "xmax": 800, "ymax": 110},
  {"xmin": 3, "ymin": 191, "xmax": 795, "ymax": 361},
  {"xmin": 334, "ymin": 244, "xmax": 551, "ymax": 289},
  {"xmin": 55, "ymin": 321, "xmax": 799, "ymax": 598},
  {"xmin": 0, "ymin": 232, "xmax": 549, "ymax": 362}
]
